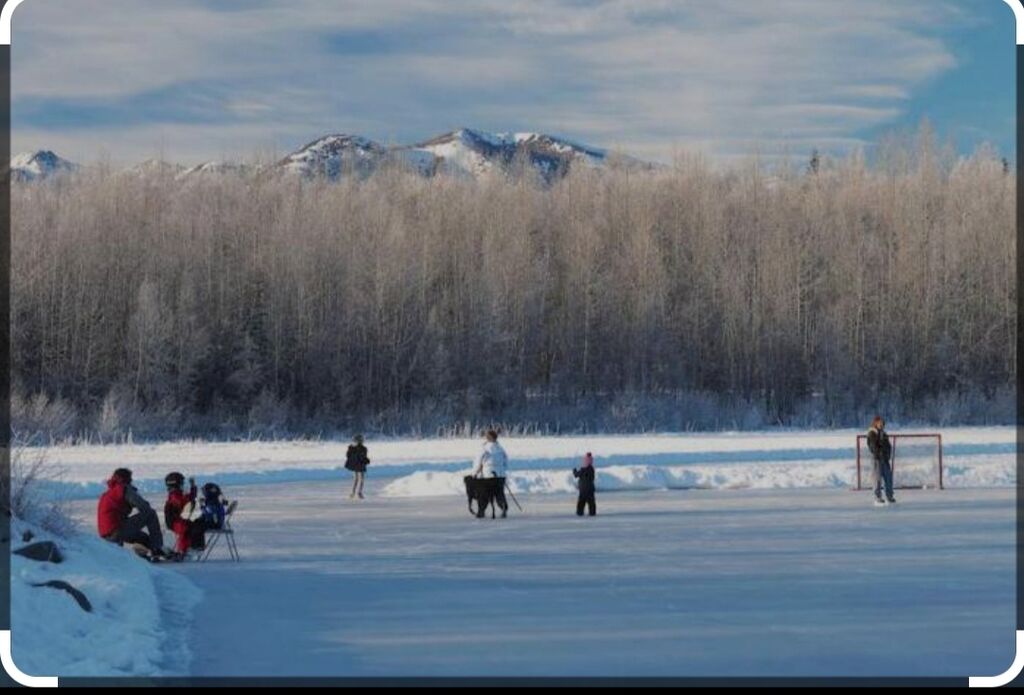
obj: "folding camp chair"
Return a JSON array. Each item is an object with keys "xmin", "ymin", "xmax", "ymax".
[{"xmin": 199, "ymin": 500, "xmax": 240, "ymax": 562}]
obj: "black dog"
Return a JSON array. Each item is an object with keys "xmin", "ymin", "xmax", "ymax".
[{"xmin": 464, "ymin": 476, "xmax": 503, "ymax": 518}]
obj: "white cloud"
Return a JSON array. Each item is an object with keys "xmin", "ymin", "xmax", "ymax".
[
  {"xmin": 10, "ymin": 0, "xmax": 968, "ymax": 164},
  {"xmin": 834, "ymin": 85, "xmax": 912, "ymax": 101}
]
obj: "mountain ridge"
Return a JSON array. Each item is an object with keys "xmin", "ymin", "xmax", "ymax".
[{"xmin": 12, "ymin": 128, "xmax": 654, "ymax": 183}]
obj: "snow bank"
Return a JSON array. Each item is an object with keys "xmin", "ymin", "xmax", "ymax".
[
  {"xmin": 381, "ymin": 455, "xmax": 1015, "ymax": 498},
  {"xmin": 10, "ymin": 519, "xmax": 201, "ymax": 677},
  {"xmin": 381, "ymin": 470, "xmax": 472, "ymax": 497}
]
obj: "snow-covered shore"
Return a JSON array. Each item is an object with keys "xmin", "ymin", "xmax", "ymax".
[
  {"xmin": 9, "ymin": 519, "xmax": 201, "ymax": 677},
  {"xmin": 34, "ymin": 426, "xmax": 1015, "ymax": 500}
]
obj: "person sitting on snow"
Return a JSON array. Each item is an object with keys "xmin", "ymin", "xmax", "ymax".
[
  {"xmin": 97, "ymin": 468, "xmax": 167, "ymax": 560},
  {"xmin": 164, "ymin": 472, "xmax": 204, "ymax": 561},
  {"xmin": 471, "ymin": 429, "xmax": 509, "ymax": 518}
]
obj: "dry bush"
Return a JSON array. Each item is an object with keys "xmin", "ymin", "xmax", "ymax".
[{"xmin": 2, "ymin": 443, "xmax": 75, "ymax": 537}]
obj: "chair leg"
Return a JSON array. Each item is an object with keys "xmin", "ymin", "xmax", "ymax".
[
  {"xmin": 201, "ymin": 533, "xmax": 221, "ymax": 562},
  {"xmin": 227, "ymin": 533, "xmax": 240, "ymax": 561}
]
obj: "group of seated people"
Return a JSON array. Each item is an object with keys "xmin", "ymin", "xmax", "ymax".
[{"xmin": 97, "ymin": 467, "xmax": 228, "ymax": 562}]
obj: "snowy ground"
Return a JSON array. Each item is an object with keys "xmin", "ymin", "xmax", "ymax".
[
  {"xmin": 51, "ymin": 481, "xmax": 1016, "ymax": 678},
  {"xmin": 10, "ymin": 518, "xmax": 200, "ymax": 677}
]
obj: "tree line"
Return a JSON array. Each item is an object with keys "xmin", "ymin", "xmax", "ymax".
[{"xmin": 11, "ymin": 130, "xmax": 1015, "ymax": 441}]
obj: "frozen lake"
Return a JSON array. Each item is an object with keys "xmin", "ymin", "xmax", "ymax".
[{"xmin": 65, "ymin": 482, "xmax": 1015, "ymax": 678}]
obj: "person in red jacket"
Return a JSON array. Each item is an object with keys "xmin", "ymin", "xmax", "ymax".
[
  {"xmin": 97, "ymin": 468, "xmax": 166, "ymax": 558},
  {"xmin": 163, "ymin": 472, "xmax": 199, "ymax": 561}
]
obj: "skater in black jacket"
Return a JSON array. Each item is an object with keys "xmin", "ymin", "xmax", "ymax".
[
  {"xmin": 345, "ymin": 434, "xmax": 370, "ymax": 499},
  {"xmin": 867, "ymin": 416, "xmax": 895, "ymax": 505},
  {"xmin": 573, "ymin": 452, "xmax": 597, "ymax": 516}
]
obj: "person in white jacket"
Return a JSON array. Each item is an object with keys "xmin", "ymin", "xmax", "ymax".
[{"xmin": 471, "ymin": 430, "xmax": 509, "ymax": 517}]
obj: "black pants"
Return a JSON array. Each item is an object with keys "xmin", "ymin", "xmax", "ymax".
[
  {"xmin": 494, "ymin": 477, "xmax": 508, "ymax": 515},
  {"xmin": 107, "ymin": 508, "xmax": 163, "ymax": 552},
  {"xmin": 577, "ymin": 491, "xmax": 596, "ymax": 516},
  {"xmin": 188, "ymin": 518, "xmax": 208, "ymax": 550}
]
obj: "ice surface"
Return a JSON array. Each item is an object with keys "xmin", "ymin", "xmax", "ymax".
[
  {"xmin": 19, "ymin": 428, "xmax": 1015, "ymax": 677},
  {"xmin": 48, "ymin": 483, "xmax": 1015, "ymax": 677}
]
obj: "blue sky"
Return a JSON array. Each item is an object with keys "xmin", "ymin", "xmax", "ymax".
[
  {"xmin": 9, "ymin": 0, "xmax": 1016, "ymax": 166},
  {"xmin": 860, "ymin": 1, "xmax": 1014, "ymax": 160}
]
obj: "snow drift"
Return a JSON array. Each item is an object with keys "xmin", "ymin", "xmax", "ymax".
[{"xmin": 381, "ymin": 455, "xmax": 1014, "ymax": 498}]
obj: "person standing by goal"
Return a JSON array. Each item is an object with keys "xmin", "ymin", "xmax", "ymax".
[{"xmin": 867, "ymin": 416, "xmax": 896, "ymax": 505}]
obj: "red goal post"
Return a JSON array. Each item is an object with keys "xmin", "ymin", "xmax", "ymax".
[{"xmin": 855, "ymin": 433, "xmax": 944, "ymax": 490}]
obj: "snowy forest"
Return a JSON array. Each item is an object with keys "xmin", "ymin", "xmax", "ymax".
[{"xmin": 11, "ymin": 132, "xmax": 1015, "ymax": 441}]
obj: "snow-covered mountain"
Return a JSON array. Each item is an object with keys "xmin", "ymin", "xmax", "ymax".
[
  {"xmin": 15, "ymin": 129, "xmax": 651, "ymax": 185},
  {"xmin": 279, "ymin": 128, "xmax": 651, "ymax": 181},
  {"xmin": 405, "ymin": 128, "xmax": 613, "ymax": 180},
  {"xmin": 10, "ymin": 150, "xmax": 78, "ymax": 181},
  {"xmin": 278, "ymin": 134, "xmax": 389, "ymax": 179}
]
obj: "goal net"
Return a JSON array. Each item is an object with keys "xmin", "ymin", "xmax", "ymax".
[{"xmin": 855, "ymin": 433, "xmax": 944, "ymax": 490}]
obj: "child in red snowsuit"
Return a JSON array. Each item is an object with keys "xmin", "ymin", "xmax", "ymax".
[{"xmin": 164, "ymin": 472, "xmax": 197, "ymax": 559}]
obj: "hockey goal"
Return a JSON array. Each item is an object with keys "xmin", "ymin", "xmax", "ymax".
[{"xmin": 855, "ymin": 433, "xmax": 944, "ymax": 490}]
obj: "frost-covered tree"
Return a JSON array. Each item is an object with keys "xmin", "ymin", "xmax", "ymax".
[{"xmin": 10, "ymin": 126, "xmax": 1015, "ymax": 439}]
